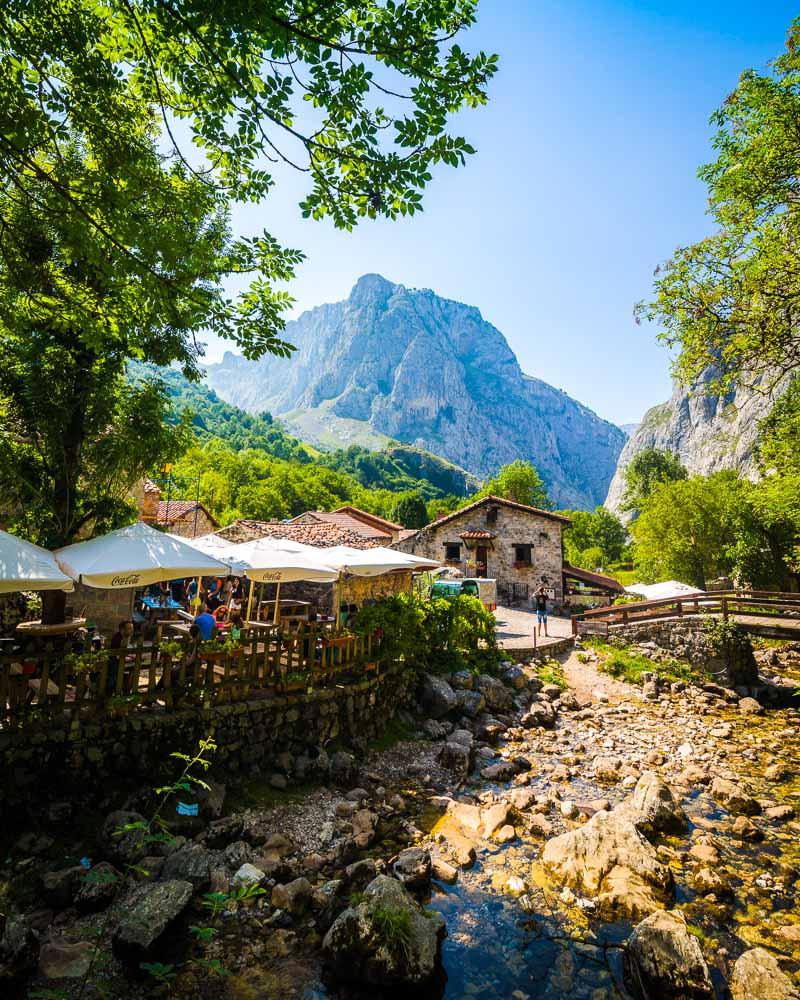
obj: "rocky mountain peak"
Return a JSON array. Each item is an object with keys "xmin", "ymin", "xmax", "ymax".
[{"xmin": 206, "ymin": 277, "xmax": 626, "ymax": 508}]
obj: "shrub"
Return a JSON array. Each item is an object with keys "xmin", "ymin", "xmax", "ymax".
[{"xmin": 584, "ymin": 638, "xmax": 696, "ymax": 685}]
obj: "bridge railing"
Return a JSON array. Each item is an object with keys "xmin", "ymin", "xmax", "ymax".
[
  {"xmin": 571, "ymin": 589, "xmax": 800, "ymax": 636},
  {"xmin": 0, "ymin": 624, "xmax": 379, "ymax": 728}
]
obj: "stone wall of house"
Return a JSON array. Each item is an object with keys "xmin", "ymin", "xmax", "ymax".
[
  {"xmin": 167, "ymin": 508, "xmax": 217, "ymax": 539},
  {"xmin": 398, "ymin": 506, "xmax": 565, "ymax": 601},
  {"xmin": 607, "ymin": 619, "xmax": 758, "ymax": 688},
  {"xmin": 0, "ymin": 664, "xmax": 415, "ymax": 810},
  {"xmin": 65, "ymin": 583, "xmax": 135, "ymax": 636}
]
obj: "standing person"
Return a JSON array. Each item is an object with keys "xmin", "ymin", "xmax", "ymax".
[
  {"xmin": 186, "ymin": 577, "xmax": 199, "ymax": 610},
  {"xmin": 535, "ymin": 585, "xmax": 549, "ymax": 638},
  {"xmin": 221, "ymin": 576, "xmax": 234, "ymax": 606}
]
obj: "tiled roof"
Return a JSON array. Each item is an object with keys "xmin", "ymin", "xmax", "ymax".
[
  {"xmin": 563, "ymin": 562, "xmax": 624, "ymax": 592},
  {"xmin": 333, "ymin": 506, "xmax": 404, "ymax": 532},
  {"xmin": 459, "ymin": 530, "xmax": 496, "ymax": 540},
  {"xmin": 143, "ymin": 478, "xmax": 161, "ymax": 495},
  {"xmin": 216, "ymin": 519, "xmax": 380, "ymax": 549},
  {"xmin": 290, "ymin": 510, "xmax": 392, "ymax": 540},
  {"xmin": 155, "ymin": 500, "xmax": 218, "ymax": 528},
  {"xmin": 427, "ymin": 495, "xmax": 571, "ymax": 529}
]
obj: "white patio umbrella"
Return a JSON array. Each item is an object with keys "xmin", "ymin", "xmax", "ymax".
[
  {"xmin": 0, "ymin": 529, "xmax": 74, "ymax": 593},
  {"xmin": 320, "ymin": 545, "xmax": 439, "ymax": 576},
  {"xmin": 229, "ymin": 537, "xmax": 340, "ymax": 621},
  {"xmin": 167, "ymin": 532, "xmax": 250, "ymax": 575},
  {"xmin": 55, "ymin": 521, "xmax": 231, "ymax": 588}
]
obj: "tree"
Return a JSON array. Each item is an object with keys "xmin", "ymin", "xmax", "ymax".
[
  {"xmin": 1, "ymin": 1, "xmax": 496, "ymax": 337},
  {"xmin": 474, "ymin": 460, "xmax": 550, "ymax": 509},
  {"xmin": 621, "ymin": 448, "xmax": 687, "ymax": 514},
  {"xmin": 631, "ymin": 471, "xmax": 785, "ymax": 590},
  {"xmin": 562, "ymin": 507, "xmax": 628, "ymax": 567},
  {"xmin": 637, "ymin": 19, "xmax": 800, "ymax": 392},
  {"xmin": 391, "ymin": 492, "xmax": 429, "ymax": 530}
]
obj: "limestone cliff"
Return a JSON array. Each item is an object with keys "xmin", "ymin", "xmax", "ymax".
[
  {"xmin": 206, "ymin": 275, "xmax": 625, "ymax": 509},
  {"xmin": 604, "ymin": 367, "xmax": 789, "ymax": 515}
]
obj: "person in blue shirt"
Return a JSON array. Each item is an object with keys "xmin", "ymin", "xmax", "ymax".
[{"xmin": 194, "ymin": 605, "xmax": 217, "ymax": 641}]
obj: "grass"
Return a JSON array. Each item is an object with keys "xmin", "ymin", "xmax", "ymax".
[
  {"xmin": 371, "ymin": 905, "xmax": 413, "ymax": 962},
  {"xmin": 583, "ymin": 637, "xmax": 697, "ymax": 686},
  {"xmin": 535, "ymin": 659, "xmax": 567, "ymax": 690}
]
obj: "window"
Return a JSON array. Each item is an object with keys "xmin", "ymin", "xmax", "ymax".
[
  {"xmin": 444, "ymin": 542, "xmax": 461, "ymax": 562},
  {"xmin": 485, "ymin": 506, "xmax": 498, "ymax": 525},
  {"xmin": 513, "ymin": 543, "xmax": 533, "ymax": 565}
]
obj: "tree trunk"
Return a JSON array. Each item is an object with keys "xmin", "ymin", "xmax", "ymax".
[{"xmin": 41, "ymin": 590, "xmax": 67, "ymax": 625}]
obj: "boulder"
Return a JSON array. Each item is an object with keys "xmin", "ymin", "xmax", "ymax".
[
  {"xmin": 271, "ymin": 877, "xmax": 313, "ymax": 916},
  {"xmin": 593, "ymin": 756, "xmax": 622, "ymax": 783},
  {"xmin": 160, "ymin": 845, "xmax": 222, "ymax": 889},
  {"xmin": 731, "ymin": 816, "xmax": 763, "ymax": 842},
  {"xmin": 420, "ymin": 675, "xmax": 457, "ymax": 718},
  {"xmin": 322, "ymin": 875, "xmax": 446, "ymax": 988},
  {"xmin": 739, "ymin": 697, "xmax": 763, "ymax": 716},
  {"xmin": 351, "ymin": 809, "xmax": 379, "ymax": 848},
  {"xmin": 100, "ymin": 810, "xmax": 147, "ymax": 865},
  {"xmin": 521, "ymin": 702, "xmax": 556, "ymax": 729},
  {"xmin": 112, "ymin": 880, "xmax": 193, "ymax": 962},
  {"xmin": 481, "ymin": 760, "xmax": 517, "ymax": 782},
  {"xmin": 449, "ymin": 729, "xmax": 474, "ymax": 748},
  {"xmin": 437, "ymin": 741, "xmax": 470, "ymax": 775},
  {"xmin": 475, "ymin": 674, "xmax": 515, "ymax": 711},
  {"xmin": 510, "ymin": 788, "xmax": 537, "ymax": 812},
  {"xmin": 329, "ymin": 751, "xmax": 359, "ymax": 788},
  {"xmin": 40, "ymin": 865, "xmax": 86, "ymax": 910},
  {"xmin": 74, "ymin": 862, "xmax": 121, "ymax": 914},
  {"xmin": 556, "ymin": 690, "xmax": 580, "ymax": 712},
  {"xmin": 710, "ymin": 777, "xmax": 762, "ymax": 816},
  {"xmin": 619, "ymin": 772, "xmax": 687, "ymax": 836},
  {"xmin": 541, "ymin": 810, "xmax": 674, "ymax": 920},
  {"xmin": 0, "ymin": 914, "xmax": 38, "ymax": 977},
  {"xmin": 232, "ymin": 863, "xmax": 265, "ymax": 886},
  {"xmin": 450, "ymin": 670, "xmax": 473, "ymax": 690},
  {"xmin": 480, "ymin": 802, "xmax": 510, "ymax": 838},
  {"xmin": 502, "ymin": 664, "xmax": 528, "ymax": 690},
  {"xmin": 541, "ymin": 683, "xmax": 563, "ymax": 702},
  {"xmin": 729, "ymin": 948, "xmax": 800, "ymax": 1000},
  {"xmin": 393, "ymin": 848, "xmax": 432, "ymax": 890},
  {"xmin": 39, "ymin": 940, "xmax": 94, "ymax": 980},
  {"xmin": 627, "ymin": 909, "xmax": 714, "ymax": 998},
  {"xmin": 454, "ymin": 689, "xmax": 486, "ymax": 718}
]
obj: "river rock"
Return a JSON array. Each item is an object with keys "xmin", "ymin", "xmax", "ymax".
[
  {"xmin": 481, "ymin": 802, "xmax": 510, "ymax": 838},
  {"xmin": 619, "ymin": 772, "xmax": 687, "ymax": 836},
  {"xmin": 556, "ymin": 690, "xmax": 580, "ymax": 711},
  {"xmin": 627, "ymin": 909, "xmax": 714, "ymax": 998},
  {"xmin": 481, "ymin": 760, "xmax": 517, "ymax": 781},
  {"xmin": 521, "ymin": 702, "xmax": 556, "ymax": 729},
  {"xmin": 322, "ymin": 875, "xmax": 446, "ymax": 988},
  {"xmin": 510, "ymin": 787, "xmax": 537, "ymax": 812},
  {"xmin": 593, "ymin": 756, "xmax": 622, "ymax": 783},
  {"xmin": 437, "ymin": 741, "xmax": 470, "ymax": 775},
  {"xmin": 393, "ymin": 848, "xmax": 432, "ymax": 890},
  {"xmin": 729, "ymin": 947, "xmax": 800, "ymax": 1000},
  {"xmin": 450, "ymin": 670, "xmax": 473, "ymax": 690},
  {"xmin": 271, "ymin": 876, "xmax": 312, "ymax": 916},
  {"xmin": 420, "ymin": 675, "xmax": 456, "ymax": 718},
  {"xmin": 731, "ymin": 815, "xmax": 763, "ymax": 842},
  {"xmin": 40, "ymin": 865, "xmax": 86, "ymax": 909},
  {"xmin": 100, "ymin": 810, "xmax": 147, "ymax": 865},
  {"xmin": 0, "ymin": 914, "xmax": 38, "ymax": 976},
  {"xmin": 160, "ymin": 844, "xmax": 222, "ymax": 889},
  {"xmin": 710, "ymin": 777, "xmax": 762, "ymax": 816},
  {"xmin": 112, "ymin": 880, "xmax": 193, "ymax": 962},
  {"xmin": 541, "ymin": 810, "xmax": 673, "ymax": 920},
  {"xmin": 739, "ymin": 697, "xmax": 763, "ymax": 716},
  {"xmin": 39, "ymin": 940, "xmax": 94, "ymax": 979}
]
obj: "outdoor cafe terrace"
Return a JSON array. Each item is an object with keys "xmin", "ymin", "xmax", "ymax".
[{"xmin": 0, "ymin": 522, "xmax": 438, "ymax": 728}]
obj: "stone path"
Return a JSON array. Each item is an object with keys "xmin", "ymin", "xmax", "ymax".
[{"xmin": 494, "ymin": 605, "xmax": 572, "ymax": 654}]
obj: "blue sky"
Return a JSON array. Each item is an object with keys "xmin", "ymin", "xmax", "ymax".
[{"xmin": 210, "ymin": 0, "xmax": 797, "ymax": 427}]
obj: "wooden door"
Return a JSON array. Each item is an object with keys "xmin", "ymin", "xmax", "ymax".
[{"xmin": 476, "ymin": 545, "xmax": 488, "ymax": 577}]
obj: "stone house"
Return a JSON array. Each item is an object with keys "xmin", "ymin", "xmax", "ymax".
[{"xmin": 396, "ymin": 495, "xmax": 571, "ymax": 606}]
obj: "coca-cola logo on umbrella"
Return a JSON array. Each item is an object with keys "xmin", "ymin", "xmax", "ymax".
[{"xmin": 110, "ymin": 574, "xmax": 141, "ymax": 586}]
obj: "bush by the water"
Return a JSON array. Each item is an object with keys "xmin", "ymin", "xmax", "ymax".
[{"xmin": 351, "ymin": 593, "xmax": 501, "ymax": 676}]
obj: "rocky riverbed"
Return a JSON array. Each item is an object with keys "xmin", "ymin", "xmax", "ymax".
[{"xmin": 2, "ymin": 640, "xmax": 800, "ymax": 999}]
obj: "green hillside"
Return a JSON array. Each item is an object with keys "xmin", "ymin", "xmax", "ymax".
[{"xmin": 129, "ymin": 363, "xmax": 473, "ymax": 524}]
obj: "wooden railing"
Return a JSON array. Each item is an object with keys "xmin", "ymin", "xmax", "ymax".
[
  {"xmin": 571, "ymin": 589, "xmax": 800, "ymax": 636},
  {"xmin": 0, "ymin": 624, "xmax": 378, "ymax": 727}
]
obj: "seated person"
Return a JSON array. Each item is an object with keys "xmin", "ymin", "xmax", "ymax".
[
  {"xmin": 213, "ymin": 604, "xmax": 229, "ymax": 625},
  {"xmin": 229, "ymin": 612, "xmax": 243, "ymax": 643},
  {"xmin": 193, "ymin": 605, "xmax": 217, "ymax": 641}
]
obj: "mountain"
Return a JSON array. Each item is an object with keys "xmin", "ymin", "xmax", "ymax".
[
  {"xmin": 206, "ymin": 274, "xmax": 626, "ymax": 508},
  {"xmin": 604, "ymin": 367, "xmax": 791, "ymax": 515}
]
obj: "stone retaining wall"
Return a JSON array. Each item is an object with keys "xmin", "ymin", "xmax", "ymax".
[
  {"xmin": 0, "ymin": 664, "xmax": 415, "ymax": 809},
  {"xmin": 608, "ymin": 619, "xmax": 758, "ymax": 688}
]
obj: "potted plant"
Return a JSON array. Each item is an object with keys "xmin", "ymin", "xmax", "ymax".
[{"xmin": 281, "ymin": 670, "xmax": 309, "ymax": 692}]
